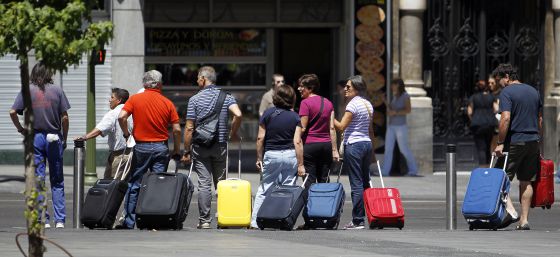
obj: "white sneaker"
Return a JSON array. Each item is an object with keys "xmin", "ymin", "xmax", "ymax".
[
  {"xmin": 55, "ymin": 222, "xmax": 65, "ymax": 229},
  {"xmin": 44, "ymin": 223, "xmax": 51, "ymax": 229}
]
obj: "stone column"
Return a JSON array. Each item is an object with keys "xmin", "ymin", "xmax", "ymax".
[
  {"xmin": 111, "ymin": 0, "xmax": 144, "ymax": 94},
  {"xmin": 544, "ymin": 0, "xmax": 560, "ymax": 165},
  {"xmin": 400, "ymin": 0, "xmax": 433, "ymax": 175},
  {"xmin": 551, "ymin": 0, "xmax": 560, "ymax": 96}
]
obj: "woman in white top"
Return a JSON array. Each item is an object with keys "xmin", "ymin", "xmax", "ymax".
[{"xmin": 334, "ymin": 75, "xmax": 375, "ymax": 230}]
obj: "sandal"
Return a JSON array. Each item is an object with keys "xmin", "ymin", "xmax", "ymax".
[{"xmin": 515, "ymin": 224, "xmax": 530, "ymax": 230}]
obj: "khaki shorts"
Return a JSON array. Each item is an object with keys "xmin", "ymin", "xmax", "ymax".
[
  {"xmin": 104, "ymin": 148, "xmax": 133, "ymax": 180},
  {"xmin": 503, "ymin": 141, "xmax": 540, "ymax": 182}
]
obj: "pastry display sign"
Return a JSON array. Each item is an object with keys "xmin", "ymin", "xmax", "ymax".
[
  {"xmin": 145, "ymin": 28, "xmax": 266, "ymax": 57},
  {"xmin": 354, "ymin": 0, "xmax": 388, "ymax": 150},
  {"xmin": 354, "ymin": 1, "xmax": 387, "ymax": 93}
]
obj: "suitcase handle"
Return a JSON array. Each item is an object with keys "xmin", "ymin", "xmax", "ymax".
[
  {"xmin": 336, "ymin": 160, "xmax": 343, "ymax": 183},
  {"xmin": 367, "ymin": 160, "xmax": 385, "ymax": 188},
  {"xmin": 290, "ymin": 173, "xmax": 309, "ymax": 188},
  {"xmin": 225, "ymin": 136, "xmax": 243, "ymax": 180},
  {"xmin": 489, "ymin": 152, "xmax": 509, "ymax": 171},
  {"xmin": 115, "ymin": 137, "xmax": 134, "ymax": 181},
  {"xmin": 368, "ymin": 160, "xmax": 385, "ymax": 189}
]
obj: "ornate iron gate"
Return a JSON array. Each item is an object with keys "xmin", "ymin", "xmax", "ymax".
[{"xmin": 424, "ymin": 0, "xmax": 545, "ymax": 171}]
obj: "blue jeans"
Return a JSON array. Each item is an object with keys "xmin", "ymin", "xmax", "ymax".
[
  {"xmin": 34, "ymin": 132, "xmax": 65, "ymax": 223},
  {"xmin": 382, "ymin": 125, "xmax": 418, "ymax": 176},
  {"xmin": 344, "ymin": 141, "xmax": 372, "ymax": 225},
  {"xmin": 251, "ymin": 149, "xmax": 298, "ymax": 228},
  {"xmin": 123, "ymin": 142, "xmax": 169, "ymax": 228}
]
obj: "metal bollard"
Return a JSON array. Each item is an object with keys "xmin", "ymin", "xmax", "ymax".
[
  {"xmin": 73, "ymin": 140, "xmax": 85, "ymax": 229},
  {"xmin": 446, "ymin": 144, "xmax": 457, "ymax": 230}
]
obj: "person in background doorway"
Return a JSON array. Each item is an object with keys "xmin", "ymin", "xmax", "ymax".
[
  {"xmin": 489, "ymin": 76, "xmax": 502, "ymax": 153},
  {"xmin": 381, "ymin": 78, "xmax": 419, "ymax": 176},
  {"xmin": 259, "ymin": 73, "xmax": 285, "ymax": 117},
  {"xmin": 468, "ymin": 79, "xmax": 498, "ymax": 167}
]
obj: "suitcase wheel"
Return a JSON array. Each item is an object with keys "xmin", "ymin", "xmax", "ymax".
[
  {"xmin": 333, "ymin": 222, "xmax": 340, "ymax": 230},
  {"xmin": 541, "ymin": 206, "xmax": 545, "ymax": 210},
  {"xmin": 546, "ymin": 205, "xmax": 552, "ymax": 209},
  {"xmin": 259, "ymin": 227, "xmax": 264, "ymax": 230},
  {"xmin": 492, "ymin": 227, "xmax": 498, "ymax": 231},
  {"xmin": 469, "ymin": 225, "xmax": 474, "ymax": 231},
  {"xmin": 397, "ymin": 220, "xmax": 404, "ymax": 230}
]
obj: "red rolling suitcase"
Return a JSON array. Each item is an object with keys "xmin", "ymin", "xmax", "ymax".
[
  {"xmin": 531, "ymin": 157, "xmax": 555, "ymax": 209},
  {"xmin": 363, "ymin": 161, "xmax": 405, "ymax": 229}
]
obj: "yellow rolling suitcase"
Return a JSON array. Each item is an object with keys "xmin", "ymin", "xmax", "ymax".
[{"xmin": 217, "ymin": 139, "xmax": 252, "ymax": 228}]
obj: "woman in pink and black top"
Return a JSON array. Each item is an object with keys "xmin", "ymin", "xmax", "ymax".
[{"xmin": 297, "ymin": 74, "xmax": 339, "ymax": 188}]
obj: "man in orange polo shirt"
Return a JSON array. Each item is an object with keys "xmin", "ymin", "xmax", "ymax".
[{"xmin": 115, "ymin": 70, "xmax": 181, "ymax": 229}]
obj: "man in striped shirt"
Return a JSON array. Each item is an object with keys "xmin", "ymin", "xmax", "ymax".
[{"xmin": 182, "ymin": 66, "xmax": 242, "ymax": 229}]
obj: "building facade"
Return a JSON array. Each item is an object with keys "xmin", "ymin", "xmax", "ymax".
[{"xmin": 1, "ymin": 0, "xmax": 558, "ymax": 174}]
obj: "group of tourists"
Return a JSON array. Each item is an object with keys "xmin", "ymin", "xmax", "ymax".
[{"xmin": 9, "ymin": 61, "xmax": 548, "ymax": 231}]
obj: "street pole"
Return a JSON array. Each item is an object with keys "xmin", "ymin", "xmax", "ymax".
[
  {"xmin": 85, "ymin": 54, "xmax": 98, "ymax": 186},
  {"xmin": 73, "ymin": 140, "xmax": 85, "ymax": 229},
  {"xmin": 446, "ymin": 144, "xmax": 457, "ymax": 230}
]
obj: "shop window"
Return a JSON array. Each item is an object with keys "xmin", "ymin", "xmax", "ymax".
[{"xmin": 146, "ymin": 63, "xmax": 266, "ymax": 87}]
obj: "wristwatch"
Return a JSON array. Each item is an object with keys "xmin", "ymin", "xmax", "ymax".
[{"xmin": 497, "ymin": 141, "xmax": 504, "ymax": 145}]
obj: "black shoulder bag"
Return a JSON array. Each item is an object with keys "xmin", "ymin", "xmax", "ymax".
[{"xmin": 193, "ymin": 90, "xmax": 227, "ymax": 147}]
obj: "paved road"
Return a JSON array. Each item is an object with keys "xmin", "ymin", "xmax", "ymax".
[
  {"xmin": 1, "ymin": 165, "xmax": 559, "ymax": 257},
  {"xmin": 0, "ymin": 191, "xmax": 559, "ymax": 257}
]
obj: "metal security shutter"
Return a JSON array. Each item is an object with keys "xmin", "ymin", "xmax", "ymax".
[
  {"xmin": 0, "ymin": 55, "xmax": 25, "ymax": 150},
  {"xmin": 0, "ymin": 47, "xmax": 113, "ymax": 150},
  {"xmin": 63, "ymin": 47, "xmax": 112, "ymax": 150}
]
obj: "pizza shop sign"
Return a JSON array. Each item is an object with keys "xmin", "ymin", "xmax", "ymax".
[{"xmin": 145, "ymin": 28, "xmax": 266, "ymax": 57}]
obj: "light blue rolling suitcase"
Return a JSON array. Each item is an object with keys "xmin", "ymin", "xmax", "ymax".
[
  {"xmin": 303, "ymin": 161, "xmax": 345, "ymax": 229},
  {"xmin": 462, "ymin": 153, "xmax": 510, "ymax": 230}
]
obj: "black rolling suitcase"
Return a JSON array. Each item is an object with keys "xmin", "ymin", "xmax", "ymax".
[
  {"xmin": 82, "ymin": 146, "xmax": 133, "ymax": 229},
  {"xmin": 135, "ymin": 160, "xmax": 194, "ymax": 230},
  {"xmin": 256, "ymin": 175, "xmax": 308, "ymax": 231}
]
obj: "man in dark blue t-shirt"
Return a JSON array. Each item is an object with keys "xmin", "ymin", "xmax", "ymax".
[{"xmin": 493, "ymin": 63, "xmax": 542, "ymax": 231}]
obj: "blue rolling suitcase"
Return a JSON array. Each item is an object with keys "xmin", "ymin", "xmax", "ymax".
[
  {"xmin": 303, "ymin": 160, "xmax": 345, "ymax": 229},
  {"xmin": 462, "ymin": 153, "xmax": 510, "ymax": 231}
]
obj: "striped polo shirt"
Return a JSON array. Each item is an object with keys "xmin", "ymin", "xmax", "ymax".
[
  {"xmin": 344, "ymin": 96, "xmax": 374, "ymax": 145},
  {"xmin": 186, "ymin": 85, "xmax": 237, "ymax": 143}
]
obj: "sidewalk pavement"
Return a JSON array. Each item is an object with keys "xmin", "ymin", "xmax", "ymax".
[{"xmin": 1, "ymin": 164, "xmax": 558, "ymax": 202}]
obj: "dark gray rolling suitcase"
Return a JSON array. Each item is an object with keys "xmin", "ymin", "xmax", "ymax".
[
  {"xmin": 135, "ymin": 160, "xmax": 194, "ymax": 230},
  {"xmin": 82, "ymin": 146, "xmax": 133, "ymax": 229},
  {"xmin": 256, "ymin": 175, "xmax": 308, "ymax": 231}
]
